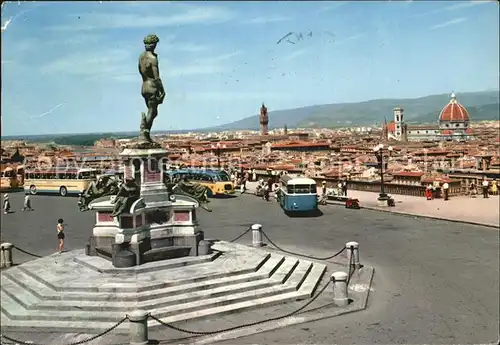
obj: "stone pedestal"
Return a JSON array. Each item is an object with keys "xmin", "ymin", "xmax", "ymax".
[
  {"xmin": 86, "ymin": 148, "xmax": 204, "ymax": 267},
  {"xmin": 121, "ymin": 148, "xmax": 170, "ymax": 203},
  {"xmin": 377, "ymin": 194, "xmax": 389, "ymax": 207}
]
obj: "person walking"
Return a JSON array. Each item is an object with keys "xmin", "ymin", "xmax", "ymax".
[
  {"xmin": 492, "ymin": 179, "xmax": 498, "ymax": 195},
  {"xmin": 442, "ymin": 182, "xmax": 449, "ymax": 201},
  {"xmin": 3, "ymin": 194, "xmax": 10, "ymax": 214},
  {"xmin": 425, "ymin": 184, "xmax": 432, "ymax": 200},
  {"xmin": 469, "ymin": 182, "xmax": 476, "ymax": 197},
  {"xmin": 22, "ymin": 194, "xmax": 33, "ymax": 211},
  {"xmin": 57, "ymin": 218, "xmax": 65, "ymax": 253},
  {"xmin": 482, "ymin": 179, "xmax": 489, "ymax": 198},
  {"xmin": 240, "ymin": 176, "xmax": 247, "ymax": 194},
  {"xmin": 322, "ymin": 181, "xmax": 327, "ymax": 196},
  {"xmin": 263, "ymin": 184, "xmax": 270, "ymax": 201},
  {"xmin": 341, "ymin": 179, "xmax": 348, "ymax": 197}
]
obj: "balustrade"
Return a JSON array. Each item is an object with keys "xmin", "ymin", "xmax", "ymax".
[{"xmin": 252, "ymin": 172, "xmax": 465, "ymax": 198}]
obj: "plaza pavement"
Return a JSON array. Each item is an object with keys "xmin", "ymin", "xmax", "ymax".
[{"xmin": 0, "ymin": 190, "xmax": 499, "ymax": 344}]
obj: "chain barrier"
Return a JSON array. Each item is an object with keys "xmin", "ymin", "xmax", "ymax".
[
  {"xmin": 0, "ymin": 316, "xmax": 128, "ymax": 345},
  {"xmin": 261, "ymin": 230, "xmax": 346, "ymax": 260},
  {"xmin": 12, "ymin": 245, "xmax": 43, "ymax": 258},
  {"xmin": 149, "ymin": 277, "xmax": 332, "ymax": 336},
  {"xmin": 228, "ymin": 227, "xmax": 252, "ymax": 242}
]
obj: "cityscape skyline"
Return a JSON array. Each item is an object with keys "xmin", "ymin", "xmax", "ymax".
[{"xmin": 1, "ymin": 0, "xmax": 499, "ymax": 136}]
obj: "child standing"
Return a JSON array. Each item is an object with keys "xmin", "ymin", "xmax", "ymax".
[{"xmin": 57, "ymin": 218, "xmax": 65, "ymax": 253}]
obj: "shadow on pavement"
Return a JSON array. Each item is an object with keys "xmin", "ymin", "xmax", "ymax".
[{"xmin": 284, "ymin": 209, "xmax": 324, "ymax": 218}]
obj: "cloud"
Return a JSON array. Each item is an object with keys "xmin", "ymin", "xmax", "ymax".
[
  {"xmin": 29, "ymin": 103, "xmax": 65, "ymax": 119},
  {"xmin": 1, "ymin": 17, "xmax": 12, "ymax": 31},
  {"xmin": 444, "ymin": 0, "xmax": 493, "ymax": 11},
  {"xmin": 168, "ymin": 43, "xmax": 210, "ymax": 53},
  {"xmin": 244, "ymin": 15, "xmax": 292, "ymax": 24},
  {"xmin": 184, "ymin": 92, "xmax": 292, "ymax": 101},
  {"xmin": 48, "ymin": 5, "xmax": 235, "ymax": 31},
  {"xmin": 318, "ymin": 2, "xmax": 348, "ymax": 13},
  {"xmin": 39, "ymin": 49, "xmax": 132, "ymax": 77},
  {"xmin": 168, "ymin": 65, "xmax": 226, "ymax": 78},
  {"xmin": 283, "ymin": 49, "xmax": 307, "ymax": 61},
  {"xmin": 429, "ymin": 18, "xmax": 467, "ymax": 31},
  {"xmin": 203, "ymin": 51, "xmax": 242, "ymax": 63},
  {"xmin": 168, "ymin": 51, "xmax": 242, "ymax": 77},
  {"xmin": 1, "ymin": 60, "xmax": 13, "ymax": 65},
  {"xmin": 412, "ymin": 0, "xmax": 491, "ymax": 17},
  {"xmin": 1, "ymin": 2, "xmax": 47, "ymax": 32},
  {"xmin": 335, "ymin": 33, "xmax": 364, "ymax": 45}
]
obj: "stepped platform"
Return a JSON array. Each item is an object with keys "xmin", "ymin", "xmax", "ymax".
[{"xmin": 0, "ymin": 241, "xmax": 327, "ymax": 334}]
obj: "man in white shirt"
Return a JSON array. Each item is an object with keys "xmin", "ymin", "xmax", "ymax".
[
  {"xmin": 22, "ymin": 194, "xmax": 33, "ymax": 211},
  {"xmin": 442, "ymin": 182, "xmax": 449, "ymax": 201},
  {"xmin": 482, "ymin": 179, "xmax": 489, "ymax": 198}
]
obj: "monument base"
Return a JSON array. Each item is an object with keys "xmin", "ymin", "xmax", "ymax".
[
  {"xmin": 377, "ymin": 194, "xmax": 389, "ymax": 207},
  {"xmin": 89, "ymin": 231, "xmax": 204, "ymax": 268}
]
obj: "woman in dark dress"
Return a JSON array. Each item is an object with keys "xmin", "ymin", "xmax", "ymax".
[{"xmin": 57, "ymin": 218, "xmax": 65, "ymax": 253}]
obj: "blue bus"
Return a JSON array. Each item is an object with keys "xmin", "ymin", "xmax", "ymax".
[
  {"xmin": 277, "ymin": 175, "xmax": 318, "ymax": 212},
  {"xmin": 165, "ymin": 169, "xmax": 235, "ymax": 197}
]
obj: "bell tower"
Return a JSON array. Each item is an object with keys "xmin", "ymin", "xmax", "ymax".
[
  {"xmin": 394, "ymin": 106, "xmax": 404, "ymax": 141},
  {"xmin": 259, "ymin": 103, "xmax": 269, "ymax": 136}
]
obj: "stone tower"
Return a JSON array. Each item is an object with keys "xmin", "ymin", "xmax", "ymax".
[
  {"xmin": 260, "ymin": 103, "xmax": 269, "ymax": 136},
  {"xmin": 393, "ymin": 106, "xmax": 404, "ymax": 141}
]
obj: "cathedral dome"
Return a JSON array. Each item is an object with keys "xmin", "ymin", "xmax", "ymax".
[{"xmin": 438, "ymin": 93, "xmax": 470, "ymax": 122}]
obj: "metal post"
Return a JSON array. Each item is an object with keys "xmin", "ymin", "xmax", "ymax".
[
  {"xmin": 379, "ymin": 152, "xmax": 385, "ymax": 196},
  {"xmin": 345, "ymin": 241, "xmax": 360, "ymax": 269},
  {"xmin": 1, "ymin": 243, "xmax": 14, "ymax": 268},
  {"xmin": 128, "ymin": 310, "xmax": 149, "ymax": 345},
  {"xmin": 251, "ymin": 224, "xmax": 263, "ymax": 247},
  {"xmin": 331, "ymin": 271, "xmax": 349, "ymax": 307}
]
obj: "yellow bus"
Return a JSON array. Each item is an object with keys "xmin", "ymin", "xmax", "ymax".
[
  {"xmin": 166, "ymin": 168, "xmax": 235, "ymax": 197},
  {"xmin": 24, "ymin": 168, "xmax": 100, "ymax": 196},
  {"xmin": 0, "ymin": 167, "xmax": 19, "ymax": 191}
]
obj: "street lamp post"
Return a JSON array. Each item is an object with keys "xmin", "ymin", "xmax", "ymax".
[
  {"xmin": 211, "ymin": 143, "xmax": 226, "ymax": 169},
  {"xmin": 373, "ymin": 143, "xmax": 393, "ymax": 205}
]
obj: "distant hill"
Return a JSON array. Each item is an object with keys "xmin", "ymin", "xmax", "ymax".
[
  {"xmin": 2, "ymin": 90, "xmax": 498, "ymax": 145},
  {"xmin": 212, "ymin": 90, "xmax": 499, "ymax": 130}
]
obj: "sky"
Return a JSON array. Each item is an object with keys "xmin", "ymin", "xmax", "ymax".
[{"xmin": 1, "ymin": 0, "xmax": 499, "ymax": 136}]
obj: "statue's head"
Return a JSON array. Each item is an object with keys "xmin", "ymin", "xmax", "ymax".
[{"xmin": 144, "ymin": 34, "xmax": 160, "ymax": 51}]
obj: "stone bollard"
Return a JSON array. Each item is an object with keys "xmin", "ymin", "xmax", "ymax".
[
  {"xmin": 345, "ymin": 241, "xmax": 360, "ymax": 269},
  {"xmin": 198, "ymin": 240, "xmax": 213, "ymax": 255},
  {"xmin": 1, "ymin": 243, "xmax": 14, "ymax": 268},
  {"xmin": 251, "ymin": 224, "xmax": 263, "ymax": 247},
  {"xmin": 128, "ymin": 310, "xmax": 149, "ymax": 345},
  {"xmin": 331, "ymin": 271, "xmax": 349, "ymax": 307}
]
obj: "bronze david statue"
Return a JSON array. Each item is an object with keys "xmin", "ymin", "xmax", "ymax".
[{"xmin": 138, "ymin": 34, "xmax": 166, "ymax": 144}]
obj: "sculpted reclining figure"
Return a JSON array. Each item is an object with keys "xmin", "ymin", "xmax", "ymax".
[
  {"xmin": 171, "ymin": 177, "xmax": 212, "ymax": 211},
  {"xmin": 111, "ymin": 177, "xmax": 140, "ymax": 217},
  {"xmin": 80, "ymin": 175, "xmax": 121, "ymax": 210}
]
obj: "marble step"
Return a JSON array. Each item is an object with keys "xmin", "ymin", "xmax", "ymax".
[
  {"xmin": 23, "ymin": 258, "xmax": 299, "ymax": 312},
  {"xmin": 73, "ymin": 250, "xmax": 221, "ymax": 274},
  {"xmin": 1, "ymin": 261, "xmax": 317, "ymax": 322},
  {"xmin": 1, "ymin": 263, "xmax": 327, "ymax": 333},
  {"xmin": 0, "ymin": 254, "xmax": 286, "ymax": 303},
  {"xmin": 0, "ymin": 315, "xmax": 130, "ymax": 334},
  {"xmin": 14, "ymin": 252, "xmax": 271, "ymax": 293}
]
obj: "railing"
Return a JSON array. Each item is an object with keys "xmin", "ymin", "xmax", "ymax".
[{"xmin": 251, "ymin": 172, "xmax": 463, "ymax": 197}]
